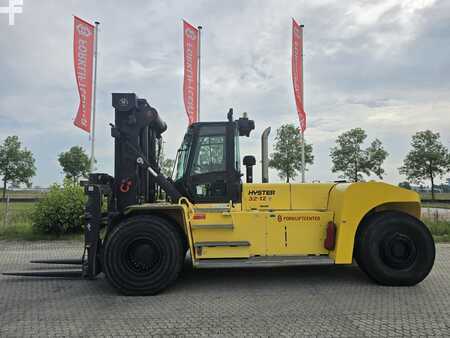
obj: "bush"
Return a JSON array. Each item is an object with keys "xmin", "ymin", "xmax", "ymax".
[
  {"xmin": 425, "ymin": 219, "xmax": 450, "ymax": 236},
  {"xmin": 32, "ymin": 180, "xmax": 86, "ymax": 235},
  {"xmin": 423, "ymin": 218, "xmax": 450, "ymax": 242}
]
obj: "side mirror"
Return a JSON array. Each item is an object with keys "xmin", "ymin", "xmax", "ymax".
[{"xmin": 243, "ymin": 155, "xmax": 256, "ymax": 183}]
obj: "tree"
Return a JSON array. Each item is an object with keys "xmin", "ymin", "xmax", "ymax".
[
  {"xmin": 58, "ymin": 146, "xmax": 90, "ymax": 183},
  {"xmin": 160, "ymin": 158, "xmax": 175, "ymax": 178},
  {"xmin": 399, "ymin": 130, "xmax": 450, "ymax": 200},
  {"xmin": 0, "ymin": 136, "xmax": 36, "ymax": 199},
  {"xmin": 157, "ymin": 144, "xmax": 175, "ymax": 178},
  {"xmin": 269, "ymin": 124, "xmax": 314, "ymax": 183},
  {"xmin": 156, "ymin": 148, "xmax": 175, "ymax": 200},
  {"xmin": 330, "ymin": 128, "xmax": 388, "ymax": 182}
]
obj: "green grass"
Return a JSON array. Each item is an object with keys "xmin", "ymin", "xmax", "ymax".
[
  {"xmin": 0, "ymin": 201, "xmax": 35, "ymax": 225},
  {"xmin": 0, "ymin": 201, "xmax": 82, "ymax": 241},
  {"xmin": 423, "ymin": 218, "xmax": 450, "ymax": 243},
  {"xmin": 0, "ymin": 222, "xmax": 83, "ymax": 241},
  {"xmin": 420, "ymin": 192, "xmax": 450, "ymax": 201},
  {"xmin": 422, "ymin": 202, "xmax": 450, "ymax": 209},
  {"xmin": 0, "ymin": 189, "xmax": 46, "ymax": 199}
]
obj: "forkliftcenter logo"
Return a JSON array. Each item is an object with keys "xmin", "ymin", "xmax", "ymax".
[
  {"xmin": 76, "ymin": 23, "xmax": 92, "ymax": 37},
  {"xmin": 185, "ymin": 27, "xmax": 197, "ymax": 40},
  {"xmin": 277, "ymin": 215, "xmax": 320, "ymax": 222},
  {"xmin": 0, "ymin": 0, "xmax": 23, "ymax": 25},
  {"xmin": 248, "ymin": 190, "xmax": 276, "ymax": 196}
]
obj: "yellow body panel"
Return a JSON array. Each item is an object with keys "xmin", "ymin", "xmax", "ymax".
[
  {"xmin": 189, "ymin": 183, "xmax": 337, "ymax": 260},
  {"xmin": 327, "ymin": 181, "xmax": 421, "ymax": 264},
  {"xmin": 199, "ymin": 246, "xmax": 251, "ymax": 258},
  {"xmin": 290, "ymin": 184, "xmax": 334, "ymax": 210},
  {"xmin": 242, "ymin": 184, "xmax": 291, "ymax": 210},
  {"xmin": 266, "ymin": 210, "xmax": 333, "ymax": 255},
  {"xmin": 190, "ymin": 207, "xmax": 266, "ymax": 259},
  {"xmin": 190, "ymin": 206, "xmax": 332, "ymax": 258},
  {"xmin": 126, "ymin": 182, "xmax": 421, "ymax": 266}
]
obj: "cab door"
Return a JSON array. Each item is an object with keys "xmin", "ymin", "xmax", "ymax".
[{"xmin": 186, "ymin": 123, "xmax": 240, "ymax": 203}]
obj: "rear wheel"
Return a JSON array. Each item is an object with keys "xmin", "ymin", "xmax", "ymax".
[
  {"xmin": 355, "ymin": 211, "xmax": 435, "ymax": 286},
  {"xmin": 103, "ymin": 215, "xmax": 184, "ymax": 295}
]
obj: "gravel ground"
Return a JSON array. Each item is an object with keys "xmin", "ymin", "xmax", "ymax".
[{"xmin": 0, "ymin": 240, "xmax": 449, "ymax": 337}]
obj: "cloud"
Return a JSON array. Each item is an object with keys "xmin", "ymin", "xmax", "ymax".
[{"xmin": 0, "ymin": 0, "xmax": 449, "ymax": 186}]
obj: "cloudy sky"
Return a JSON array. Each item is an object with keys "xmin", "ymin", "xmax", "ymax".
[{"xmin": 0, "ymin": 0, "xmax": 449, "ymax": 187}]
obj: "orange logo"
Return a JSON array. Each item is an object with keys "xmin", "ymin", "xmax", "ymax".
[{"xmin": 277, "ymin": 215, "xmax": 321, "ymax": 222}]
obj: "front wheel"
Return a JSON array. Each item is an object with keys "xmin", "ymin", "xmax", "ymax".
[
  {"xmin": 355, "ymin": 211, "xmax": 435, "ymax": 286},
  {"xmin": 103, "ymin": 215, "xmax": 184, "ymax": 295}
]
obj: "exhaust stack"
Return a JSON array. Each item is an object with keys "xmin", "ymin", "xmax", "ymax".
[{"xmin": 261, "ymin": 127, "xmax": 271, "ymax": 183}]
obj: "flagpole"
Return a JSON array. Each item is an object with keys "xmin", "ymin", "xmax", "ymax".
[
  {"xmin": 197, "ymin": 25, "xmax": 202, "ymax": 122},
  {"xmin": 301, "ymin": 24, "xmax": 305, "ymax": 183},
  {"xmin": 301, "ymin": 131, "xmax": 305, "ymax": 183},
  {"xmin": 90, "ymin": 21, "xmax": 100, "ymax": 172}
]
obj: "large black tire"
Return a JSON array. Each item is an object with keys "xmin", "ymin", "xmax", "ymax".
[
  {"xmin": 103, "ymin": 215, "xmax": 184, "ymax": 295},
  {"xmin": 355, "ymin": 211, "xmax": 435, "ymax": 286}
]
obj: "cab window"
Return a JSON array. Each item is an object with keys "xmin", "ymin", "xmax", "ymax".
[
  {"xmin": 190, "ymin": 126, "xmax": 226, "ymax": 175},
  {"xmin": 174, "ymin": 133, "xmax": 192, "ymax": 180}
]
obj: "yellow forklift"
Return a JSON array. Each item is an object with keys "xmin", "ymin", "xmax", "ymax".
[{"xmin": 4, "ymin": 93, "xmax": 435, "ymax": 295}]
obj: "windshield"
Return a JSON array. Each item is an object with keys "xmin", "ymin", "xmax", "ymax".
[{"xmin": 174, "ymin": 132, "xmax": 192, "ymax": 181}]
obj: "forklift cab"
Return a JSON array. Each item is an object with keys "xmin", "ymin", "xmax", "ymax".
[{"xmin": 173, "ymin": 113, "xmax": 254, "ymax": 204}]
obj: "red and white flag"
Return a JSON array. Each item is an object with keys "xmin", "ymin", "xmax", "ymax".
[
  {"xmin": 73, "ymin": 16, "xmax": 95, "ymax": 133},
  {"xmin": 292, "ymin": 18, "xmax": 306, "ymax": 132},
  {"xmin": 183, "ymin": 20, "xmax": 199, "ymax": 125}
]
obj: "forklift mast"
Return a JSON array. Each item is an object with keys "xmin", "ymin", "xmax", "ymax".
[
  {"xmin": 2, "ymin": 93, "xmax": 178, "ymax": 279},
  {"xmin": 111, "ymin": 93, "xmax": 167, "ymax": 211}
]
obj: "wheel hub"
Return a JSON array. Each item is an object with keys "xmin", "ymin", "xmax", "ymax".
[
  {"xmin": 126, "ymin": 239, "xmax": 161, "ymax": 273},
  {"xmin": 381, "ymin": 232, "xmax": 417, "ymax": 269}
]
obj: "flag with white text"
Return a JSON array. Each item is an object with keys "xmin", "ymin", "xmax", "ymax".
[
  {"xmin": 292, "ymin": 19, "xmax": 306, "ymax": 132},
  {"xmin": 183, "ymin": 20, "xmax": 199, "ymax": 125},
  {"xmin": 73, "ymin": 16, "xmax": 95, "ymax": 133}
]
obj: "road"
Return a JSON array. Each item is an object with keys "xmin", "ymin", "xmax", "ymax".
[{"xmin": 0, "ymin": 241, "xmax": 449, "ymax": 337}]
